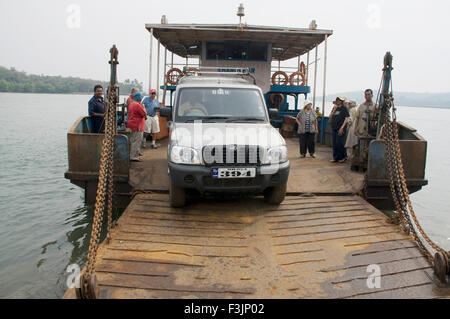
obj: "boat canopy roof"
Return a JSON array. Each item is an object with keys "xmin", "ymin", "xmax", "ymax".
[{"xmin": 145, "ymin": 24, "xmax": 333, "ymax": 61}]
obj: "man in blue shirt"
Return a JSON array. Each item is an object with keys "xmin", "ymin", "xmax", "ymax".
[
  {"xmin": 88, "ymin": 85, "xmax": 105, "ymax": 133},
  {"xmin": 141, "ymin": 89, "xmax": 161, "ymax": 149}
]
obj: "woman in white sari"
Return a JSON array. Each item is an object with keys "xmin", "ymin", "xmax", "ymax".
[{"xmin": 345, "ymin": 100, "xmax": 358, "ymax": 159}]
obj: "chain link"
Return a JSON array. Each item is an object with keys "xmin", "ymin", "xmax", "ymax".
[
  {"xmin": 79, "ymin": 78, "xmax": 117, "ymax": 298},
  {"xmin": 380, "ymin": 94, "xmax": 446, "ymax": 262}
]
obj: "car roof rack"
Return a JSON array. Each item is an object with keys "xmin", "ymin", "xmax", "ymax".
[{"xmin": 182, "ymin": 66, "xmax": 256, "ymax": 84}]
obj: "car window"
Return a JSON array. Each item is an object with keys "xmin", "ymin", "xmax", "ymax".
[{"xmin": 175, "ymin": 88, "xmax": 267, "ymax": 122}]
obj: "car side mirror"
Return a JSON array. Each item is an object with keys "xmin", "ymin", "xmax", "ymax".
[{"xmin": 160, "ymin": 106, "xmax": 172, "ymax": 120}]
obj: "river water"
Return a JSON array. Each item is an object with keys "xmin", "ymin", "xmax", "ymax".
[{"xmin": 0, "ymin": 92, "xmax": 448, "ymax": 298}]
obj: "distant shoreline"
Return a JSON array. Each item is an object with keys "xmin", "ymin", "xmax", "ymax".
[
  {"xmin": 1, "ymin": 91, "xmax": 449, "ymax": 110},
  {"xmin": 0, "ymin": 65, "xmax": 143, "ymax": 97}
]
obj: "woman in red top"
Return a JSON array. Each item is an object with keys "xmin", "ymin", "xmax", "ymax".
[
  {"xmin": 126, "ymin": 87, "xmax": 139, "ymax": 106},
  {"xmin": 127, "ymin": 92, "xmax": 147, "ymax": 161}
]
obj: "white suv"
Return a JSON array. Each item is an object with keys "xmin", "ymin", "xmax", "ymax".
[{"xmin": 160, "ymin": 75, "xmax": 290, "ymax": 207}]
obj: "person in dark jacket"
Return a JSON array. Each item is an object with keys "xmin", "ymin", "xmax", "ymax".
[
  {"xmin": 329, "ymin": 96, "xmax": 350, "ymax": 163},
  {"xmin": 88, "ymin": 85, "xmax": 105, "ymax": 133}
]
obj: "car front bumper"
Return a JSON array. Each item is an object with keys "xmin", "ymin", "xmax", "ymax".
[{"xmin": 168, "ymin": 161, "xmax": 290, "ymax": 193}]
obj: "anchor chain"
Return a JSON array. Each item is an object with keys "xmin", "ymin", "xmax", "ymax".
[
  {"xmin": 380, "ymin": 91, "xmax": 449, "ymax": 284},
  {"xmin": 79, "ymin": 46, "xmax": 119, "ymax": 298}
]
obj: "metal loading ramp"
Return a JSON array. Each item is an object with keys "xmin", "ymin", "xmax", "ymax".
[{"xmin": 80, "ymin": 193, "xmax": 447, "ymax": 299}]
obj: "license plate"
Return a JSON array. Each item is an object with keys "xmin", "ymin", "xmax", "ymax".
[{"xmin": 212, "ymin": 167, "xmax": 256, "ymax": 179}]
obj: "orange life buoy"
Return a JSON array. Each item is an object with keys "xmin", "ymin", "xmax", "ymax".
[
  {"xmin": 271, "ymin": 71, "xmax": 289, "ymax": 85},
  {"xmin": 166, "ymin": 68, "xmax": 183, "ymax": 85},
  {"xmin": 269, "ymin": 93, "xmax": 284, "ymax": 107},
  {"xmin": 299, "ymin": 62, "xmax": 306, "ymax": 75},
  {"xmin": 289, "ymin": 71, "xmax": 306, "ymax": 86}
]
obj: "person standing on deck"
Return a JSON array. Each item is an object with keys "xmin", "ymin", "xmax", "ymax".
[
  {"xmin": 141, "ymin": 89, "xmax": 161, "ymax": 149},
  {"xmin": 329, "ymin": 96, "xmax": 350, "ymax": 163},
  {"xmin": 127, "ymin": 92, "xmax": 147, "ymax": 162},
  {"xmin": 315, "ymin": 107, "xmax": 322, "ymax": 117},
  {"xmin": 345, "ymin": 100, "xmax": 358, "ymax": 160},
  {"xmin": 296, "ymin": 100, "xmax": 318, "ymax": 158},
  {"xmin": 126, "ymin": 87, "xmax": 139, "ymax": 106},
  {"xmin": 125, "ymin": 87, "xmax": 139, "ymax": 123},
  {"xmin": 354, "ymin": 89, "xmax": 378, "ymax": 137},
  {"xmin": 88, "ymin": 85, "xmax": 105, "ymax": 133}
]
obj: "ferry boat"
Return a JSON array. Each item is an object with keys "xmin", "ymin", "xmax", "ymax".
[
  {"xmin": 65, "ymin": 10, "xmax": 427, "ymax": 211},
  {"xmin": 63, "ymin": 6, "xmax": 449, "ymax": 299}
]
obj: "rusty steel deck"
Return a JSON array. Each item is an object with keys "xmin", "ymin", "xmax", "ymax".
[{"xmin": 65, "ymin": 193, "xmax": 449, "ymax": 299}]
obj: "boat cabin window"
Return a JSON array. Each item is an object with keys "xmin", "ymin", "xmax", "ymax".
[
  {"xmin": 226, "ymin": 42, "xmax": 247, "ymax": 60},
  {"xmin": 206, "ymin": 43, "xmax": 225, "ymax": 60},
  {"xmin": 206, "ymin": 42, "xmax": 267, "ymax": 61},
  {"xmin": 248, "ymin": 42, "xmax": 267, "ymax": 61}
]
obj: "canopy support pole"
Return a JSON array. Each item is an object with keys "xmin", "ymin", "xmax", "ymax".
[
  {"xmin": 312, "ymin": 45, "xmax": 318, "ymax": 109},
  {"xmin": 156, "ymin": 39, "xmax": 160, "ymax": 95},
  {"xmin": 321, "ymin": 35, "xmax": 328, "ymax": 144},
  {"xmin": 306, "ymin": 51, "xmax": 310, "ymax": 86},
  {"xmin": 149, "ymin": 28, "xmax": 153, "ymax": 91},
  {"xmin": 162, "ymin": 47, "xmax": 167, "ymax": 106},
  {"xmin": 321, "ymin": 35, "xmax": 328, "ymax": 116}
]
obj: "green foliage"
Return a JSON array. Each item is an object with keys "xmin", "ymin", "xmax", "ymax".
[{"xmin": 0, "ymin": 66, "xmax": 143, "ymax": 94}]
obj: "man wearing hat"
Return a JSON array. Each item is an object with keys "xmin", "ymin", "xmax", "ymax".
[
  {"xmin": 329, "ymin": 96, "xmax": 350, "ymax": 163},
  {"xmin": 127, "ymin": 92, "xmax": 147, "ymax": 162},
  {"xmin": 141, "ymin": 89, "xmax": 161, "ymax": 149}
]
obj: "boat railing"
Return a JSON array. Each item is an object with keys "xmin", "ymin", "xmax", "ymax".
[{"xmin": 65, "ymin": 116, "xmax": 130, "ymax": 185}]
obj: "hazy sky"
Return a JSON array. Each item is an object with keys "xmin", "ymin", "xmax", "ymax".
[{"xmin": 1, "ymin": 0, "xmax": 449, "ymax": 94}]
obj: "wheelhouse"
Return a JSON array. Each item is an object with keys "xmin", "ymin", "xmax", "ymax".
[{"xmin": 145, "ymin": 22, "xmax": 332, "ymax": 134}]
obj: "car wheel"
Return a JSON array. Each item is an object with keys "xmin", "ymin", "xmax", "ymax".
[
  {"xmin": 169, "ymin": 180, "xmax": 186, "ymax": 207},
  {"xmin": 264, "ymin": 182, "xmax": 287, "ymax": 205}
]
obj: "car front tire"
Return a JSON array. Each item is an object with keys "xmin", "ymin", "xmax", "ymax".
[
  {"xmin": 169, "ymin": 180, "xmax": 186, "ymax": 207},
  {"xmin": 264, "ymin": 182, "xmax": 287, "ymax": 205}
]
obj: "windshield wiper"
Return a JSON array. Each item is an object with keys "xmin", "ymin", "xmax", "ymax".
[{"xmin": 226, "ymin": 117, "xmax": 266, "ymax": 122}]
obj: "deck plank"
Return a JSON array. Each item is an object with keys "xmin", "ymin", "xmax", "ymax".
[{"xmin": 80, "ymin": 193, "xmax": 449, "ymax": 299}]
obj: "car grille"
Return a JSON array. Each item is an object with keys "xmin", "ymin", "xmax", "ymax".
[{"xmin": 202, "ymin": 145, "xmax": 263, "ymax": 167}]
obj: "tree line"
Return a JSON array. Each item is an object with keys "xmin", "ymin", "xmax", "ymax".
[{"xmin": 0, "ymin": 66, "xmax": 143, "ymax": 94}]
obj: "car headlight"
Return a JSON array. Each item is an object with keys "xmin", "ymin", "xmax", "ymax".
[
  {"xmin": 170, "ymin": 146, "xmax": 201, "ymax": 165},
  {"xmin": 264, "ymin": 146, "xmax": 288, "ymax": 164}
]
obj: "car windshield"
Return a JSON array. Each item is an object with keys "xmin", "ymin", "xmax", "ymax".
[{"xmin": 175, "ymin": 87, "xmax": 267, "ymax": 123}]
